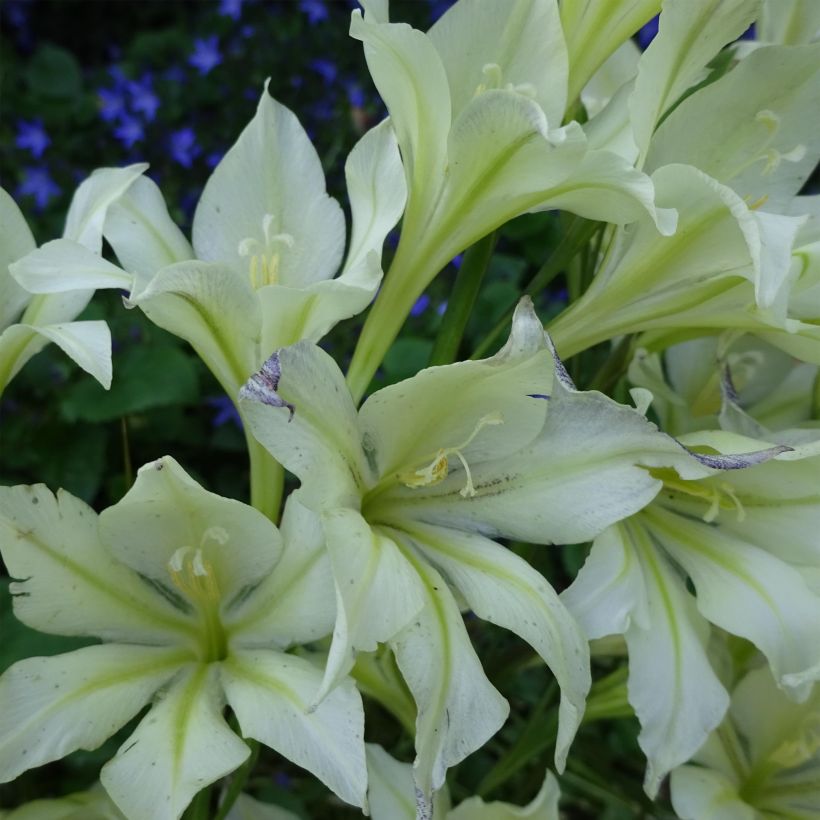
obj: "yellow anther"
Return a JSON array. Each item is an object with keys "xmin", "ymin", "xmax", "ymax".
[
  {"xmin": 652, "ymin": 470, "xmax": 746, "ymax": 523},
  {"xmin": 746, "ymin": 194, "xmax": 769, "ymax": 211},
  {"xmin": 238, "ymin": 216, "xmax": 295, "ymax": 290},
  {"xmin": 768, "ymin": 711, "xmax": 820, "ymax": 768},
  {"xmin": 167, "ymin": 535, "xmax": 223, "ymax": 606},
  {"xmin": 400, "ymin": 412, "xmax": 504, "ymax": 497}
]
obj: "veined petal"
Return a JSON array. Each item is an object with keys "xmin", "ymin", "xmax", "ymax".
[
  {"xmin": 101, "ymin": 663, "xmax": 249, "ymax": 820},
  {"xmin": 19, "ymin": 320, "xmax": 112, "ymax": 388},
  {"xmin": 221, "ymin": 648, "xmax": 367, "ymax": 810},
  {"xmin": 99, "ymin": 456, "xmax": 281, "ymax": 609},
  {"xmin": 9, "ymin": 239, "xmax": 132, "ymax": 295},
  {"xmin": 629, "ymin": 0, "xmax": 758, "ymax": 163},
  {"xmin": 227, "ymin": 495, "xmax": 335, "ymax": 648},
  {"xmin": 104, "ymin": 175, "xmax": 194, "ymax": 281},
  {"xmin": 645, "ymin": 504, "xmax": 820, "ymax": 698},
  {"xmin": 0, "ymin": 484, "xmax": 195, "ymax": 644},
  {"xmin": 0, "ymin": 187, "xmax": 36, "ymax": 330},
  {"xmin": 647, "ymin": 44, "xmax": 820, "ymax": 208},
  {"xmin": 428, "ymin": 0, "xmax": 568, "ymax": 127},
  {"xmin": 350, "ymin": 8, "xmax": 451, "ymax": 217},
  {"xmin": 130, "ymin": 260, "xmax": 261, "ymax": 396},
  {"xmin": 389, "ymin": 547, "xmax": 509, "ymax": 809},
  {"xmin": 759, "ymin": 0, "xmax": 820, "ymax": 45},
  {"xmin": 240, "ymin": 342, "xmax": 368, "ymax": 510},
  {"xmin": 670, "ymin": 766, "xmax": 755, "ymax": 820},
  {"xmin": 621, "ymin": 519, "xmax": 730, "ymax": 797},
  {"xmin": 359, "ymin": 298, "xmax": 550, "ymax": 482},
  {"xmin": 562, "ymin": 0, "xmax": 658, "ymax": 105},
  {"xmin": 401, "ymin": 521, "xmax": 589, "ymax": 772},
  {"xmin": 192, "ymin": 84, "xmax": 345, "ymax": 287},
  {"xmin": 315, "ymin": 510, "xmax": 426, "ymax": 701},
  {"xmin": 63, "ymin": 164, "xmax": 148, "ymax": 252},
  {"xmin": 0, "ymin": 644, "xmax": 187, "ymax": 782}
]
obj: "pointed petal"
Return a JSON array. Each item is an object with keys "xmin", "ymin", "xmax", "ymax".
[
  {"xmin": 404, "ymin": 521, "xmax": 589, "ymax": 772},
  {"xmin": 359, "ymin": 297, "xmax": 550, "ymax": 480},
  {"xmin": 390, "ymin": 550, "xmax": 509, "ymax": 806},
  {"xmin": 104, "ymin": 175, "xmax": 194, "ymax": 280},
  {"xmin": 349, "ymin": 9, "xmax": 451, "ymax": 214},
  {"xmin": 0, "ymin": 484, "xmax": 195, "ymax": 644},
  {"xmin": 622, "ymin": 520, "xmax": 729, "ymax": 797},
  {"xmin": 101, "ymin": 664, "xmax": 249, "ymax": 820},
  {"xmin": 20, "ymin": 320, "xmax": 112, "ymax": 388},
  {"xmin": 645, "ymin": 504, "xmax": 820, "ymax": 698},
  {"xmin": 315, "ymin": 510, "xmax": 426, "ymax": 699},
  {"xmin": 0, "ymin": 187, "xmax": 36, "ymax": 330},
  {"xmin": 428, "ymin": 0, "xmax": 568, "ymax": 127},
  {"xmin": 629, "ymin": 0, "xmax": 758, "ymax": 162},
  {"xmin": 0, "ymin": 644, "xmax": 187, "ymax": 782},
  {"xmin": 226, "ymin": 495, "xmax": 335, "ymax": 648},
  {"xmin": 239, "ymin": 342, "xmax": 367, "ymax": 510},
  {"xmin": 647, "ymin": 43, "xmax": 820, "ymax": 208},
  {"xmin": 221, "ymin": 648, "xmax": 367, "ymax": 809},
  {"xmin": 131, "ymin": 260, "xmax": 261, "ymax": 395},
  {"xmin": 99, "ymin": 456, "xmax": 281, "ymax": 608},
  {"xmin": 192, "ymin": 85, "xmax": 345, "ymax": 286},
  {"xmin": 63, "ymin": 164, "xmax": 149, "ymax": 252},
  {"xmin": 9, "ymin": 238, "xmax": 133, "ymax": 294}
]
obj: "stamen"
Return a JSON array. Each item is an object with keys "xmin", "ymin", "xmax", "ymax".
[
  {"xmin": 238, "ymin": 216, "xmax": 296, "ymax": 289},
  {"xmin": 399, "ymin": 412, "xmax": 503, "ymax": 497}
]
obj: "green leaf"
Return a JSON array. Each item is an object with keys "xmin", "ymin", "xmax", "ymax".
[{"xmin": 26, "ymin": 45, "xmax": 82, "ymax": 99}]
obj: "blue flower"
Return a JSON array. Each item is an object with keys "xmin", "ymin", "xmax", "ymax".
[
  {"xmin": 127, "ymin": 75, "xmax": 160, "ymax": 121},
  {"xmin": 169, "ymin": 127, "xmax": 201, "ymax": 168},
  {"xmin": 15, "ymin": 119, "xmax": 50, "ymax": 159},
  {"xmin": 189, "ymin": 35, "xmax": 222, "ymax": 75},
  {"xmin": 410, "ymin": 294, "xmax": 431, "ymax": 317},
  {"xmin": 218, "ymin": 0, "xmax": 243, "ymax": 20},
  {"xmin": 113, "ymin": 115, "xmax": 145, "ymax": 149},
  {"xmin": 309, "ymin": 57, "xmax": 338, "ymax": 84},
  {"xmin": 427, "ymin": 0, "xmax": 455, "ymax": 22},
  {"xmin": 299, "ymin": 0, "xmax": 328, "ymax": 25},
  {"xmin": 346, "ymin": 81, "xmax": 366, "ymax": 108},
  {"xmin": 98, "ymin": 86, "xmax": 126, "ymax": 122},
  {"xmin": 205, "ymin": 396, "xmax": 243, "ymax": 428},
  {"xmin": 637, "ymin": 15, "xmax": 659, "ymax": 49},
  {"xmin": 451, "ymin": 253, "xmax": 463, "ymax": 269},
  {"xmin": 17, "ymin": 167, "xmax": 61, "ymax": 211}
]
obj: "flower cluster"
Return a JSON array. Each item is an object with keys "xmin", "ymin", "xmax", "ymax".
[{"xmin": 2, "ymin": 0, "xmax": 819, "ymax": 818}]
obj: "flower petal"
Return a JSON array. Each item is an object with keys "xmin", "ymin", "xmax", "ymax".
[
  {"xmin": 670, "ymin": 766, "xmax": 754, "ymax": 820},
  {"xmin": 226, "ymin": 495, "xmax": 335, "ymax": 648},
  {"xmin": 104, "ymin": 175, "xmax": 194, "ymax": 282},
  {"xmin": 0, "ymin": 483, "xmax": 194, "ymax": 643},
  {"xmin": 240, "ymin": 342, "xmax": 367, "ymax": 510},
  {"xmin": 403, "ymin": 520, "xmax": 589, "ymax": 772},
  {"xmin": 0, "ymin": 644, "xmax": 187, "ymax": 782},
  {"xmin": 389, "ymin": 548, "xmax": 509, "ymax": 809},
  {"xmin": 448, "ymin": 769, "xmax": 561, "ymax": 820},
  {"xmin": 63, "ymin": 164, "xmax": 148, "ymax": 252},
  {"xmin": 101, "ymin": 663, "xmax": 249, "ymax": 820},
  {"xmin": 221, "ymin": 648, "xmax": 367, "ymax": 810},
  {"xmin": 315, "ymin": 509, "xmax": 426, "ymax": 700},
  {"xmin": 428, "ymin": 0, "xmax": 568, "ymax": 127},
  {"xmin": 192, "ymin": 84, "xmax": 345, "ymax": 287},
  {"xmin": 130, "ymin": 260, "xmax": 261, "ymax": 395},
  {"xmin": 0, "ymin": 187, "xmax": 36, "ymax": 330},
  {"xmin": 99, "ymin": 456, "xmax": 281, "ymax": 609}
]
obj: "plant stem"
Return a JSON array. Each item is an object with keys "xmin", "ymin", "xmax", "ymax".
[
  {"xmin": 244, "ymin": 425, "xmax": 284, "ymax": 524},
  {"xmin": 182, "ymin": 787, "xmax": 211, "ymax": 820},
  {"xmin": 428, "ymin": 233, "xmax": 497, "ymax": 367},
  {"xmin": 213, "ymin": 739, "xmax": 260, "ymax": 820}
]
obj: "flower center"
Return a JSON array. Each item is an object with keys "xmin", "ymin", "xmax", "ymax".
[
  {"xmin": 474, "ymin": 62, "xmax": 536, "ymax": 99},
  {"xmin": 167, "ymin": 527, "xmax": 229, "ymax": 662},
  {"xmin": 398, "ymin": 412, "xmax": 504, "ymax": 498},
  {"xmin": 733, "ymin": 109, "xmax": 806, "ymax": 184},
  {"xmin": 651, "ymin": 469, "xmax": 746, "ymax": 524},
  {"xmin": 238, "ymin": 214, "xmax": 295, "ymax": 289}
]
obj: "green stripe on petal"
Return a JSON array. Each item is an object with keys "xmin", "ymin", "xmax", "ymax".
[
  {"xmin": 221, "ymin": 648, "xmax": 367, "ymax": 810},
  {"xmin": 0, "ymin": 484, "xmax": 196, "ymax": 644},
  {"xmin": 0, "ymin": 644, "xmax": 188, "ymax": 782},
  {"xmin": 101, "ymin": 663, "xmax": 249, "ymax": 820}
]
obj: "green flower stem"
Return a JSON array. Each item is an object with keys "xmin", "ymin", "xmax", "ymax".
[
  {"xmin": 351, "ymin": 648, "xmax": 417, "ymax": 736},
  {"xmin": 583, "ymin": 665, "xmax": 633, "ymax": 723},
  {"xmin": 346, "ymin": 236, "xmax": 450, "ymax": 404},
  {"xmin": 213, "ymin": 738, "xmax": 260, "ymax": 820},
  {"xmin": 183, "ymin": 786, "xmax": 212, "ymax": 820},
  {"xmin": 428, "ymin": 233, "xmax": 497, "ymax": 367},
  {"xmin": 470, "ymin": 217, "xmax": 599, "ymax": 360},
  {"xmin": 244, "ymin": 425, "xmax": 285, "ymax": 524}
]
